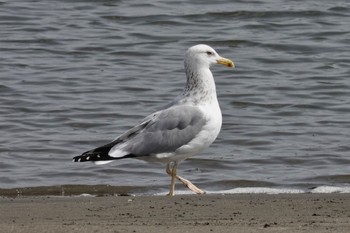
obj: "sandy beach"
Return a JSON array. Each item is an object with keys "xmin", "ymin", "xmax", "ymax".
[{"xmin": 1, "ymin": 193, "xmax": 349, "ymax": 233}]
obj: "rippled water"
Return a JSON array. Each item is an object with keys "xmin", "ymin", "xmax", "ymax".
[{"xmin": 1, "ymin": 0, "xmax": 350, "ymax": 193}]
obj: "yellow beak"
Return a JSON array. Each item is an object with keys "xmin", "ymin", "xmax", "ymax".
[{"xmin": 217, "ymin": 57, "xmax": 235, "ymax": 68}]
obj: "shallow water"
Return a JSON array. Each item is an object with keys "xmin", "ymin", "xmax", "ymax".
[{"xmin": 1, "ymin": 0, "xmax": 350, "ymax": 194}]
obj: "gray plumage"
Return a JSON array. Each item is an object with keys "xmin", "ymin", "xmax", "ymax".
[{"xmin": 113, "ymin": 105, "xmax": 206, "ymax": 156}]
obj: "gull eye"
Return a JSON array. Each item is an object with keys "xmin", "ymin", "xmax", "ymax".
[{"xmin": 206, "ymin": 51, "xmax": 213, "ymax": 56}]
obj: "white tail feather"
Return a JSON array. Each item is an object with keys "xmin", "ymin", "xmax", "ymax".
[{"xmin": 94, "ymin": 160, "xmax": 114, "ymax": 165}]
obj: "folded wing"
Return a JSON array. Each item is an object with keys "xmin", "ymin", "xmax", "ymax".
[{"xmin": 73, "ymin": 105, "xmax": 206, "ymax": 163}]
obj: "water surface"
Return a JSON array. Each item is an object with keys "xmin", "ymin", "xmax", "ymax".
[{"xmin": 1, "ymin": 0, "xmax": 350, "ymax": 194}]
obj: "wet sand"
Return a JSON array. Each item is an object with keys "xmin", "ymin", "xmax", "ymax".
[{"xmin": 1, "ymin": 194, "xmax": 349, "ymax": 233}]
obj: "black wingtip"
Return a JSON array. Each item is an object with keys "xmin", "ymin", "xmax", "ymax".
[
  {"xmin": 72, "ymin": 156, "xmax": 81, "ymax": 162},
  {"xmin": 72, "ymin": 150, "xmax": 93, "ymax": 162},
  {"xmin": 73, "ymin": 151, "xmax": 136, "ymax": 163},
  {"xmin": 72, "ymin": 155, "xmax": 84, "ymax": 162}
]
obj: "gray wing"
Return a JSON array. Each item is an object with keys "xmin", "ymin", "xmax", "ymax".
[
  {"xmin": 73, "ymin": 105, "xmax": 207, "ymax": 163},
  {"xmin": 114, "ymin": 105, "xmax": 207, "ymax": 156}
]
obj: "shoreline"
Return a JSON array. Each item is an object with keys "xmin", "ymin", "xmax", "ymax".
[
  {"xmin": 1, "ymin": 184, "xmax": 350, "ymax": 198},
  {"xmin": 1, "ymin": 193, "xmax": 349, "ymax": 233},
  {"xmin": 0, "ymin": 184, "xmax": 142, "ymax": 198}
]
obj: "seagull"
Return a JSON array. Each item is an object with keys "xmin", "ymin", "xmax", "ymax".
[{"xmin": 73, "ymin": 44, "xmax": 234, "ymax": 196}]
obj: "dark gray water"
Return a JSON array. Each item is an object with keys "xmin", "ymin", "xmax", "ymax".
[{"xmin": 1, "ymin": 0, "xmax": 350, "ymax": 194}]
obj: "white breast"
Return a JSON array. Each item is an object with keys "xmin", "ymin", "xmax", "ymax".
[{"xmin": 172, "ymin": 100, "xmax": 222, "ymax": 161}]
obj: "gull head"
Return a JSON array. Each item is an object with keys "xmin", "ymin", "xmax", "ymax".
[{"xmin": 184, "ymin": 44, "xmax": 235, "ymax": 70}]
